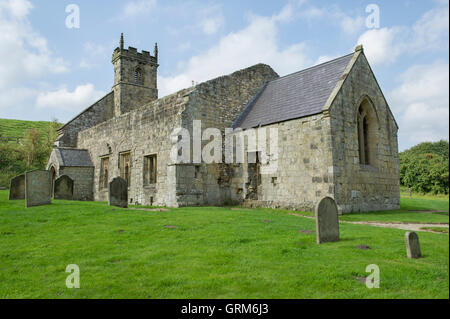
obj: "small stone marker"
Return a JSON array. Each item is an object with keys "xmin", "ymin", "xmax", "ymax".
[
  {"xmin": 405, "ymin": 231, "xmax": 421, "ymax": 259},
  {"xmin": 315, "ymin": 196, "xmax": 340, "ymax": 244},
  {"xmin": 54, "ymin": 175, "xmax": 74, "ymax": 200},
  {"xmin": 9, "ymin": 174, "xmax": 25, "ymax": 200},
  {"xmin": 25, "ymin": 170, "xmax": 51, "ymax": 208},
  {"xmin": 108, "ymin": 177, "xmax": 128, "ymax": 208}
]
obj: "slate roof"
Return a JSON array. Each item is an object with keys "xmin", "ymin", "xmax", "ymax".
[
  {"xmin": 56, "ymin": 148, "xmax": 93, "ymax": 167},
  {"xmin": 233, "ymin": 53, "xmax": 354, "ymax": 129}
]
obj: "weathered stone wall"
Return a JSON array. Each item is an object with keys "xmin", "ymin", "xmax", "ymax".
[
  {"xmin": 113, "ymin": 83, "xmax": 157, "ymax": 117},
  {"xmin": 77, "ymin": 88, "xmax": 192, "ymax": 206},
  {"xmin": 77, "ymin": 64, "xmax": 278, "ymax": 207},
  {"xmin": 328, "ymin": 51, "xmax": 400, "ymax": 213},
  {"xmin": 56, "ymin": 92, "xmax": 114, "ymax": 147},
  {"xmin": 59, "ymin": 166, "xmax": 94, "ymax": 201},
  {"xmin": 229, "ymin": 114, "xmax": 335, "ymax": 212},
  {"xmin": 176, "ymin": 64, "xmax": 279, "ymax": 206}
]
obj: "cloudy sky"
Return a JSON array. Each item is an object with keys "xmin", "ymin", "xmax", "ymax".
[{"xmin": 0, "ymin": 0, "xmax": 448, "ymax": 151}]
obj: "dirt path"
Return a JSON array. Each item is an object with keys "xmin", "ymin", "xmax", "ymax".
[
  {"xmin": 288, "ymin": 213, "xmax": 449, "ymax": 234},
  {"xmin": 342, "ymin": 221, "xmax": 448, "ymax": 233}
]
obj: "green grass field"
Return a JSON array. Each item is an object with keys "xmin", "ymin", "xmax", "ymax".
[
  {"xmin": 339, "ymin": 197, "xmax": 449, "ymax": 224},
  {"xmin": 0, "ymin": 118, "xmax": 58, "ymax": 139},
  {"xmin": 0, "ymin": 190, "xmax": 448, "ymax": 299}
]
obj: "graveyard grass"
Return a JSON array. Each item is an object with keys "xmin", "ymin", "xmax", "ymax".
[{"xmin": 0, "ymin": 190, "xmax": 448, "ymax": 299}]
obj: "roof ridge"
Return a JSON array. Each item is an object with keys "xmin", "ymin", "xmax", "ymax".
[{"xmin": 268, "ymin": 52, "xmax": 354, "ymax": 84}]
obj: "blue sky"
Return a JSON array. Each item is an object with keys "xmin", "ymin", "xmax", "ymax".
[{"xmin": 0, "ymin": 0, "xmax": 448, "ymax": 151}]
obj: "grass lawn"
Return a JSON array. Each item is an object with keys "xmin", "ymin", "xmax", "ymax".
[
  {"xmin": 0, "ymin": 118, "xmax": 59, "ymax": 139},
  {"xmin": 0, "ymin": 190, "xmax": 448, "ymax": 299},
  {"xmin": 339, "ymin": 197, "xmax": 449, "ymax": 224}
]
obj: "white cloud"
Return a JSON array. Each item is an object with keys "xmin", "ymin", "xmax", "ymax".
[
  {"xmin": 36, "ymin": 84, "xmax": 105, "ymax": 111},
  {"xmin": 0, "ymin": 0, "xmax": 70, "ymax": 121},
  {"xmin": 159, "ymin": 5, "xmax": 312, "ymax": 96},
  {"xmin": 357, "ymin": 6, "xmax": 449, "ymax": 65},
  {"xmin": 356, "ymin": 27, "xmax": 405, "ymax": 65},
  {"xmin": 122, "ymin": 0, "xmax": 157, "ymax": 19},
  {"xmin": 298, "ymin": 4, "xmax": 365, "ymax": 34},
  {"xmin": 0, "ymin": 0, "xmax": 68, "ymax": 91},
  {"xmin": 390, "ymin": 62, "xmax": 449, "ymax": 149},
  {"xmin": 200, "ymin": 16, "xmax": 224, "ymax": 35},
  {"xmin": 411, "ymin": 7, "xmax": 449, "ymax": 52},
  {"xmin": 0, "ymin": 0, "xmax": 32, "ymax": 18}
]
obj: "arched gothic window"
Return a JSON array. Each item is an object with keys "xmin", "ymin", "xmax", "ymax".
[{"xmin": 357, "ymin": 99, "xmax": 378, "ymax": 166}]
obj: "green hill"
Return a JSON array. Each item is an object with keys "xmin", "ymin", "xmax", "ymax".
[
  {"xmin": 0, "ymin": 118, "xmax": 62, "ymax": 188},
  {"xmin": 0, "ymin": 118, "xmax": 60, "ymax": 141}
]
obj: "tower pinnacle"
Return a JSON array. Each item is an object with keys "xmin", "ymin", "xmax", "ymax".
[{"xmin": 120, "ymin": 33, "xmax": 124, "ymax": 50}]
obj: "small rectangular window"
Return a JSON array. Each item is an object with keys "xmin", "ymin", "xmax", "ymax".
[
  {"xmin": 143, "ymin": 155, "xmax": 157, "ymax": 186},
  {"xmin": 99, "ymin": 157, "xmax": 109, "ymax": 190}
]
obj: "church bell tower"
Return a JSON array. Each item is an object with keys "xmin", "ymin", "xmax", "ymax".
[{"xmin": 112, "ymin": 33, "xmax": 159, "ymax": 117}]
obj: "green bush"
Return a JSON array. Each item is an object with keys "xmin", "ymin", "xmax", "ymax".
[{"xmin": 400, "ymin": 140, "xmax": 449, "ymax": 194}]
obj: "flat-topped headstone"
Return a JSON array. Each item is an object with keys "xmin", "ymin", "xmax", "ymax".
[
  {"xmin": 25, "ymin": 170, "xmax": 51, "ymax": 208},
  {"xmin": 108, "ymin": 177, "xmax": 128, "ymax": 208},
  {"xmin": 405, "ymin": 231, "xmax": 421, "ymax": 259},
  {"xmin": 315, "ymin": 196, "xmax": 340, "ymax": 244},
  {"xmin": 54, "ymin": 175, "xmax": 74, "ymax": 200},
  {"xmin": 9, "ymin": 174, "xmax": 25, "ymax": 200}
]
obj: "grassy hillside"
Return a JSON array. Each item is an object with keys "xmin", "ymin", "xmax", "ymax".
[
  {"xmin": 0, "ymin": 190, "xmax": 448, "ymax": 299},
  {"xmin": 0, "ymin": 118, "xmax": 60, "ymax": 140},
  {"xmin": 0, "ymin": 118, "xmax": 61, "ymax": 188}
]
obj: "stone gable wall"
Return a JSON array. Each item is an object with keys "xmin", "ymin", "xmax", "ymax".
[
  {"xmin": 328, "ymin": 53, "xmax": 400, "ymax": 213},
  {"xmin": 56, "ymin": 92, "xmax": 115, "ymax": 147}
]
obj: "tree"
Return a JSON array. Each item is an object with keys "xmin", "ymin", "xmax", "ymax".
[{"xmin": 400, "ymin": 140, "xmax": 449, "ymax": 194}]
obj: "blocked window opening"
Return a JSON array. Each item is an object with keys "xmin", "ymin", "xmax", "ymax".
[
  {"xmin": 119, "ymin": 152, "xmax": 131, "ymax": 186},
  {"xmin": 99, "ymin": 157, "xmax": 109, "ymax": 190},
  {"xmin": 143, "ymin": 154, "xmax": 157, "ymax": 185}
]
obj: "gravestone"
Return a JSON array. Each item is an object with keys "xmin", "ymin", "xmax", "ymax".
[
  {"xmin": 54, "ymin": 175, "xmax": 74, "ymax": 200},
  {"xmin": 9, "ymin": 174, "xmax": 25, "ymax": 200},
  {"xmin": 25, "ymin": 170, "xmax": 51, "ymax": 208},
  {"xmin": 108, "ymin": 177, "xmax": 128, "ymax": 208},
  {"xmin": 405, "ymin": 231, "xmax": 421, "ymax": 259},
  {"xmin": 315, "ymin": 196, "xmax": 340, "ymax": 244}
]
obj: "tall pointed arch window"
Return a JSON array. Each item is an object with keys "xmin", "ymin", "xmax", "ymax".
[{"xmin": 357, "ymin": 98, "xmax": 378, "ymax": 166}]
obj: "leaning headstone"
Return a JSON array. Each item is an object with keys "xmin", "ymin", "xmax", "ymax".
[
  {"xmin": 54, "ymin": 175, "xmax": 74, "ymax": 200},
  {"xmin": 315, "ymin": 196, "xmax": 340, "ymax": 244},
  {"xmin": 108, "ymin": 177, "xmax": 128, "ymax": 208},
  {"xmin": 9, "ymin": 174, "xmax": 25, "ymax": 200},
  {"xmin": 25, "ymin": 170, "xmax": 51, "ymax": 208},
  {"xmin": 405, "ymin": 231, "xmax": 421, "ymax": 259}
]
